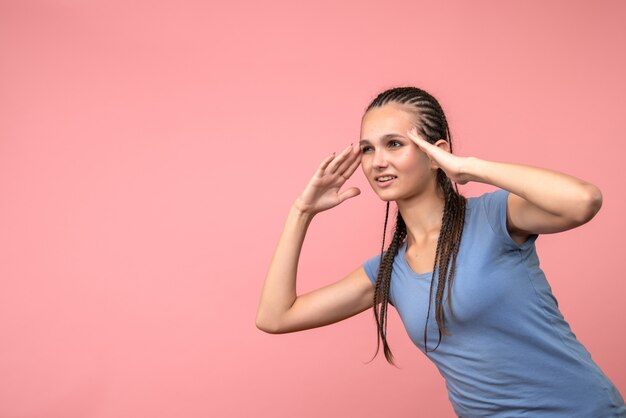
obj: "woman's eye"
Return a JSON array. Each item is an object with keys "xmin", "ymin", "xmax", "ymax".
[{"xmin": 361, "ymin": 142, "xmax": 401, "ymax": 153}]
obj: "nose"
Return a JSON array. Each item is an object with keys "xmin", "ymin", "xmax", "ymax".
[{"xmin": 373, "ymin": 148, "xmax": 388, "ymax": 168}]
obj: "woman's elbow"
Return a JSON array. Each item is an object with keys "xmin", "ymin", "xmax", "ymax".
[
  {"xmin": 255, "ymin": 315, "xmax": 282, "ymax": 334},
  {"xmin": 576, "ymin": 184, "xmax": 603, "ymax": 224}
]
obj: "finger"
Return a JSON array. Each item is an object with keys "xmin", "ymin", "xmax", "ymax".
[
  {"xmin": 316, "ymin": 152, "xmax": 337, "ymax": 175},
  {"xmin": 338, "ymin": 187, "xmax": 361, "ymax": 204},
  {"xmin": 406, "ymin": 129, "xmax": 433, "ymax": 148},
  {"xmin": 334, "ymin": 144, "xmax": 360, "ymax": 174},
  {"xmin": 327, "ymin": 144, "xmax": 355, "ymax": 174},
  {"xmin": 408, "ymin": 132, "xmax": 446, "ymax": 162},
  {"xmin": 338, "ymin": 148, "xmax": 362, "ymax": 179}
]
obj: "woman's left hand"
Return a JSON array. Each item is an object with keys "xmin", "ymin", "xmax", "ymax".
[{"xmin": 407, "ymin": 127, "xmax": 473, "ymax": 185}]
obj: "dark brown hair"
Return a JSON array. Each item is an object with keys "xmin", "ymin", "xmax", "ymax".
[{"xmin": 365, "ymin": 87, "xmax": 466, "ymax": 365}]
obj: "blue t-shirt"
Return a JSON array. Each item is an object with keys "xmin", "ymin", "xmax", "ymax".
[{"xmin": 363, "ymin": 189, "xmax": 626, "ymax": 417}]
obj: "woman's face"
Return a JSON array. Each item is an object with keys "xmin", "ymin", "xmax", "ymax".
[{"xmin": 359, "ymin": 103, "xmax": 436, "ymax": 202}]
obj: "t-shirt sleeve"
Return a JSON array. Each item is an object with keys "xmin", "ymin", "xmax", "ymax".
[
  {"xmin": 363, "ymin": 253, "xmax": 381, "ymax": 286},
  {"xmin": 362, "ymin": 252, "xmax": 395, "ymax": 307},
  {"xmin": 481, "ymin": 188, "xmax": 539, "ymax": 250}
]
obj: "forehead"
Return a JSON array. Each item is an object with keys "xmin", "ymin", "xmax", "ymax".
[{"xmin": 360, "ymin": 103, "xmax": 416, "ymax": 140}]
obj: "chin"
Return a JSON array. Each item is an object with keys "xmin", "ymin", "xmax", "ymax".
[{"xmin": 374, "ymin": 191, "xmax": 399, "ymax": 202}]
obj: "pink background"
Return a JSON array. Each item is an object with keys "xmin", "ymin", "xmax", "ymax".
[{"xmin": 1, "ymin": 1, "xmax": 625, "ymax": 417}]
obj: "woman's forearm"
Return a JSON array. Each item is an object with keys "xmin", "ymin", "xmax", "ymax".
[
  {"xmin": 464, "ymin": 157, "xmax": 602, "ymax": 221},
  {"xmin": 255, "ymin": 204, "xmax": 315, "ymax": 332}
]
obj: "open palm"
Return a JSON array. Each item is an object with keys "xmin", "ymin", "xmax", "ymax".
[
  {"xmin": 407, "ymin": 127, "xmax": 473, "ymax": 185},
  {"xmin": 295, "ymin": 143, "xmax": 362, "ymax": 215}
]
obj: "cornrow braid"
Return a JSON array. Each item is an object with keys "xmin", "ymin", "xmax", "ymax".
[
  {"xmin": 369, "ymin": 202, "xmax": 406, "ymax": 367},
  {"xmin": 366, "ymin": 86, "xmax": 467, "ymax": 362},
  {"xmin": 425, "ymin": 171, "xmax": 466, "ymax": 352}
]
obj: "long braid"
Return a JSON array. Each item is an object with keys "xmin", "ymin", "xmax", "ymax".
[
  {"xmin": 369, "ymin": 203, "xmax": 406, "ymax": 367},
  {"xmin": 426, "ymin": 172, "xmax": 466, "ymax": 352},
  {"xmin": 365, "ymin": 86, "xmax": 467, "ymax": 362},
  {"xmin": 371, "ymin": 202, "xmax": 390, "ymax": 361}
]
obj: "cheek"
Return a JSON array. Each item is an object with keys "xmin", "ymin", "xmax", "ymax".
[
  {"xmin": 396, "ymin": 154, "xmax": 430, "ymax": 178},
  {"xmin": 360, "ymin": 157, "xmax": 372, "ymax": 173},
  {"xmin": 397, "ymin": 152, "xmax": 421, "ymax": 168}
]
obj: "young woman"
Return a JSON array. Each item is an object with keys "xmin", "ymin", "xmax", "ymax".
[{"xmin": 256, "ymin": 86, "xmax": 626, "ymax": 417}]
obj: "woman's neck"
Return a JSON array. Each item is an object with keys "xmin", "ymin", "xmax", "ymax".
[{"xmin": 396, "ymin": 186, "xmax": 445, "ymax": 247}]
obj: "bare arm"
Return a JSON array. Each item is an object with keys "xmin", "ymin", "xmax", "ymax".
[
  {"xmin": 406, "ymin": 128, "xmax": 603, "ymax": 243},
  {"xmin": 255, "ymin": 143, "xmax": 373, "ymax": 334},
  {"xmin": 464, "ymin": 158, "xmax": 602, "ymax": 242}
]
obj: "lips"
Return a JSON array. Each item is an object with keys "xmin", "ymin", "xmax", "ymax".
[
  {"xmin": 375, "ymin": 174, "xmax": 397, "ymax": 182},
  {"xmin": 375, "ymin": 175, "xmax": 397, "ymax": 188}
]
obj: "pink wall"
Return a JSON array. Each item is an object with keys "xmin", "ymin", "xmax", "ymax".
[{"xmin": 1, "ymin": 1, "xmax": 625, "ymax": 417}]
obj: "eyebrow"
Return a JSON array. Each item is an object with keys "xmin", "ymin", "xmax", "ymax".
[{"xmin": 359, "ymin": 133, "xmax": 405, "ymax": 145}]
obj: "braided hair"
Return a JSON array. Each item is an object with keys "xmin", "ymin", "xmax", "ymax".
[{"xmin": 365, "ymin": 87, "xmax": 467, "ymax": 365}]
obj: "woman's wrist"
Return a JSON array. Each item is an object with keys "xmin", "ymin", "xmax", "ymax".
[
  {"xmin": 291, "ymin": 199, "xmax": 317, "ymax": 221},
  {"xmin": 460, "ymin": 156, "xmax": 486, "ymax": 184}
]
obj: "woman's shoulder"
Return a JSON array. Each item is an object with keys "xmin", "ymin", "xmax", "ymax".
[
  {"xmin": 463, "ymin": 188, "xmax": 508, "ymax": 226},
  {"xmin": 464, "ymin": 188, "xmax": 511, "ymax": 221},
  {"xmin": 464, "ymin": 188, "xmax": 538, "ymax": 250},
  {"xmin": 465, "ymin": 188, "xmax": 508, "ymax": 207}
]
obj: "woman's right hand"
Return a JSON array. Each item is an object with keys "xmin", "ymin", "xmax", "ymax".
[{"xmin": 294, "ymin": 143, "xmax": 362, "ymax": 215}]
